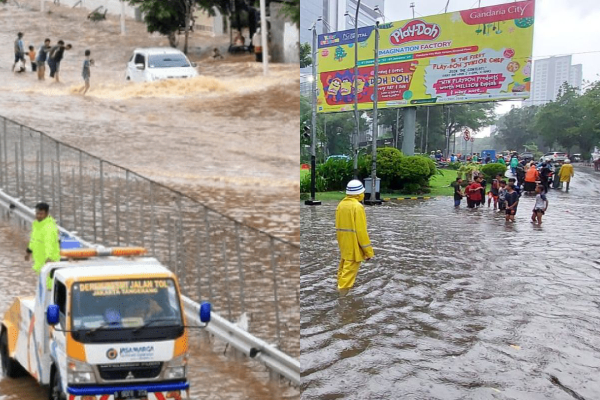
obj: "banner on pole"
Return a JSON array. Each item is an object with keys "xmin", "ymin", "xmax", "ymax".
[{"xmin": 316, "ymin": 0, "xmax": 535, "ymax": 113}]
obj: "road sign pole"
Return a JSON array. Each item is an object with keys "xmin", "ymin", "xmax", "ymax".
[{"xmin": 305, "ymin": 25, "xmax": 321, "ymax": 206}]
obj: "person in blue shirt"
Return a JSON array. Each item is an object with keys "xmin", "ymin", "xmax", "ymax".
[{"xmin": 12, "ymin": 32, "xmax": 25, "ymax": 72}]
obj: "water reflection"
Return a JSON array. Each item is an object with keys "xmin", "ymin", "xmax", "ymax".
[{"xmin": 301, "ymin": 168, "xmax": 600, "ymax": 399}]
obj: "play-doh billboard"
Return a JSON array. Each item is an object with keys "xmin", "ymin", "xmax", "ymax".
[{"xmin": 316, "ymin": 0, "xmax": 535, "ymax": 113}]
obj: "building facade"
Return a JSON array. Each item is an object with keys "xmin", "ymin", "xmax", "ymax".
[
  {"xmin": 300, "ymin": 0, "xmax": 383, "ymax": 45},
  {"xmin": 300, "ymin": 0, "xmax": 384, "ymax": 90},
  {"xmin": 526, "ymin": 56, "xmax": 583, "ymax": 106}
]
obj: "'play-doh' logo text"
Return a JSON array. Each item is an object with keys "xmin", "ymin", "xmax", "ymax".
[{"xmin": 390, "ymin": 20, "xmax": 441, "ymax": 46}]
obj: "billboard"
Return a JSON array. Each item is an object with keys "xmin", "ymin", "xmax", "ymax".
[{"xmin": 316, "ymin": 0, "xmax": 535, "ymax": 113}]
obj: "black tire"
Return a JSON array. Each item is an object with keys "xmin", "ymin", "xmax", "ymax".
[
  {"xmin": 1, "ymin": 330, "xmax": 25, "ymax": 378},
  {"xmin": 48, "ymin": 365, "xmax": 66, "ymax": 400}
]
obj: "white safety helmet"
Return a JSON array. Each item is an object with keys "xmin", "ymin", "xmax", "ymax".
[
  {"xmin": 564, "ymin": 159, "xmax": 571, "ymax": 164},
  {"xmin": 346, "ymin": 179, "xmax": 365, "ymax": 195}
]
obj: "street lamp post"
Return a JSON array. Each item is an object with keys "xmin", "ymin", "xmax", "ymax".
[
  {"xmin": 352, "ymin": 0, "xmax": 361, "ymax": 179},
  {"xmin": 259, "ymin": 0, "xmax": 269, "ymax": 76},
  {"xmin": 366, "ymin": 21, "xmax": 382, "ymax": 205},
  {"xmin": 305, "ymin": 23, "xmax": 321, "ymax": 206}
]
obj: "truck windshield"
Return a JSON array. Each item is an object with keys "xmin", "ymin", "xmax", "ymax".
[
  {"xmin": 71, "ymin": 279, "xmax": 183, "ymax": 343},
  {"xmin": 147, "ymin": 54, "xmax": 190, "ymax": 68}
]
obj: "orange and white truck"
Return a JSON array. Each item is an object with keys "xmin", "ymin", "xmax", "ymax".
[{"xmin": 1, "ymin": 247, "xmax": 211, "ymax": 400}]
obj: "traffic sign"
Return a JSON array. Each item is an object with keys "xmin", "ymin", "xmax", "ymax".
[
  {"xmin": 470, "ymin": 137, "xmax": 475, "ymax": 142},
  {"xmin": 463, "ymin": 130, "xmax": 470, "ymax": 141}
]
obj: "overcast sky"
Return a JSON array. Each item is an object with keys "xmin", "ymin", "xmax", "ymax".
[{"xmin": 381, "ymin": 0, "xmax": 600, "ymax": 131}]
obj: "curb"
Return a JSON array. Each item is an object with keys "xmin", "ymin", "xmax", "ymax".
[{"xmin": 383, "ymin": 196, "xmax": 435, "ymax": 201}]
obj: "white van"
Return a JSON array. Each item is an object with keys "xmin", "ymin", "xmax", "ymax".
[{"xmin": 126, "ymin": 47, "xmax": 198, "ymax": 82}]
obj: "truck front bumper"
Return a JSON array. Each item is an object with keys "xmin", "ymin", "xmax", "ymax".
[{"xmin": 67, "ymin": 381, "xmax": 189, "ymax": 400}]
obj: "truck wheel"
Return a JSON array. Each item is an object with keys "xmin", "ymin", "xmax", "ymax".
[
  {"xmin": 48, "ymin": 366, "xmax": 66, "ymax": 400},
  {"xmin": 1, "ymin": 331, "xmax": 24, "ymax": 378}
]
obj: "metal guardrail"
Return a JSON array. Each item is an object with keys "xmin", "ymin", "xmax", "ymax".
[
  {"xmin": 0, "ymin": 188, "xmax": 301, "ymax": 385},
  {"xmin": 182, "ymin": 297, "xmax": 300, "ymax": 384}
]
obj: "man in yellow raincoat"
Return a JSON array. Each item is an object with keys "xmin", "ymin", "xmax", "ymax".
[
  {"xmin": 335, "ymin": 180, "xmax": 374, "ymax": 292},
  {"xmin": 24, "ymin": 203, "xmax": 60, "ymax": 276},
  {"xmin": 558, "ymin": 159, "xmax": 574, "ymax": 192}
]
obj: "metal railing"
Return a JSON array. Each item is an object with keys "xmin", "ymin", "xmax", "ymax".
[
  {"xmin": 0, "ymin": 115, "xmax": 299, "ymax": 359},
  {"xmin": 0, "ymin": 189, "xmax": 301, "ymax": 384}
]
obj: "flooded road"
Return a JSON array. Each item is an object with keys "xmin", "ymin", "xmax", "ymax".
[
  {"xmin": 301, "ymin": 167, "xmax": 600, "ymax": 399},
  {"xmin": 0, "ymin": 0, "xmax": 299, "ymax": 243},
  {"xmin": 0, "ymin": 217, "xmax": 297, "ymax": 399}
]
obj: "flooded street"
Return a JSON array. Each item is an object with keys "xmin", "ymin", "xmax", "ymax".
[
  {"xmin": 0, "ymin": 0, "xmax": 299, "ymax": 243},
  {"xmin": 301, "ymin": 167, "xmax": 600, "ymax": 399}
]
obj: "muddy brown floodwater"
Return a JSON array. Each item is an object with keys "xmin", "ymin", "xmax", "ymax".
[
  {"xmin": 0, "ymin": 0, "xmax": 300, "ymax": 244},
  {"xmin": 301, "ymin": 168, "xmax": 600, "ymax": 399}
]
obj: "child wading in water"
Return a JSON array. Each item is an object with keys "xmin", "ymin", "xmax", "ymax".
[
  {"xmin": 505, "ymin": 183, "xmax": 519, "ymax": 222},
  {"xmin": 531, "ymin": 185, "xmax": 548, "ymax": 225},
  {"xmin": 81, "ymin": 49, "xmax": 92, "ymax": 95}
]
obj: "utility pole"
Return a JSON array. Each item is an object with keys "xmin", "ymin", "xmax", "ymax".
[
  {"xmin": 352, "ymin": 0, "xmax": 362, "ymax": 179},
  {"xmin": 410, "ymin": 2, "xmax": 415, "ymax": 18},
  {"xmin": 305, "ymin": 23, "xmax": 320, "ymax": 206},
  {"xmin": 366, "ymin": 21, "xmax": 381, "ymax": 205},
  {"xmin": 425, "ymin": 107, "xmax": 430, "ymax": 154},
  {"xmin": 259, "ymin": 0, "xmax": 269, "ymax": 75},
  {"xmin": 395, "ymin": 108, "xmax": 400, "ymax": 150},
  {"xmin": 120, "ymin": 0, "xmax": 126, "ymax": 36}
]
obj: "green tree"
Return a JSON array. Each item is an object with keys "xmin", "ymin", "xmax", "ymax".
[
  {"xmin": 277, "ymin": 0, "xmax": 299, "ymax": 27},
  {"xmin": 446, "ymin": 103, "xmax": 496, "ymax": 153},
  {"xmin": 300, "ymin": 42, "xmax": 312, "ymax": 68},
  {"xmin": 575, "ymin": 81, "xmax": 600, "ymax": 155},
  {"xmin": 127, "ymin": 0, "xmax": 231, "ymax": 53},
  {"xmin": 497, "ymin": 105, "xmax": 539, "ymax": 151},
  {"xmin": 535, "ymin": 83, "xmax": 581, "ymax": 152}
]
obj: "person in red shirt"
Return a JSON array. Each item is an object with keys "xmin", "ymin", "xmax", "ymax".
[{"xmin": 466, "ymin": 176, "xmax": 483, "ymax": 208}]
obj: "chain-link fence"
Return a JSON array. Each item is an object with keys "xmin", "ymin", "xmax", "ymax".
[{"xmin": 0, "ymin": 116, "xmax": 300, "ymax": 357}]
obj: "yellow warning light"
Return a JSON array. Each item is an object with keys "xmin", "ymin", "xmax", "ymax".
[
  {"xmin": 60, "ymin": 249, "xmax": 98, "ymax": 258},
  {"xmin": 110, "ymin": 247, "xmax": 147, "ymax": 257},
  {"xmin": 60, "ymin": 247, "xmax": 148, "ymax": 258}
]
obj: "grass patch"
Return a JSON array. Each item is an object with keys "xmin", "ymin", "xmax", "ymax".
[
  {"xmin": 429, "ymin": 169, "xmax": 459, "ymax": 197},
  {"xmin": 301, "ymin": 169, "xmax": 461, "ymax": 202}
]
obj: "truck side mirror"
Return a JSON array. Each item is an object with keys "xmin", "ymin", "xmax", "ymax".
[
  {"xmin": 199, "ymin": 302, "xmax": 211, "ymax": 323},
  {"xmin": 47, "ymin": 305, "xmax": 60, "ymax": 326}
]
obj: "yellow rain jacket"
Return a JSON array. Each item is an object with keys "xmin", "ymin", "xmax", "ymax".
[
  {"xmin": 558, "ymin": 163, "xmax": 574, "ymax": 182},
  {"xmin": 28, "ymin": 216, "xmax": 60, "ymax": 274},
  {"xmin": 335, "ymin": 194, "xmax": 374, "ymax": 262}
]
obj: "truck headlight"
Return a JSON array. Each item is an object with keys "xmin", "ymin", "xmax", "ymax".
[
  {"xmin": 165, "ymin": 354, "xmax": 187, "ymax": 379},
  {"xmin": 67, "ymin": 358, "xmax": 96, "ymax": 384},
  {"xmin": 165, "ymin": 366, "xmax": 186, "ymax": 379}
]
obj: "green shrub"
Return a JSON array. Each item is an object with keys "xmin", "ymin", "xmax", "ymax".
[
  {"xmin": 401, "ymin": 183, "xmax": 421, "ymax": 194},
  {"xmin": 317, "ymin": 159, "xmax": 353, "ymax": 191},
  {"xmin": 300, "ymin": 172, "xmax": 310, "ymax": 193},
  {"xmin": 398, "ymin": 156, "xmax": 431, "ymax": 186},
  {"xmin": 480, "ymin": 163, "xmax": 507, "ymax": 181},
  {"xmin": 300, "ymin": 169, "xmax": 328, "ymax": 193},
  {"xmin": 418, "ymin": 156, "xmax": 437, "ymax": 178},
  {"xmin": 457, "ymin": 163, "xmax": 480, "ymax": 181},
  {"xmin": 447, "ymin": 161, "xmax": 462, "ymax": 170}
]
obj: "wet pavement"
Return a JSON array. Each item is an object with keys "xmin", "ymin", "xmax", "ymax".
[
  {"xmin": 301, "ymin": 167, "xmax": 600, "ymax": 399},
  {"xmin": 0, "ymin": 217, "xmax": 297, "ymax": 399}
]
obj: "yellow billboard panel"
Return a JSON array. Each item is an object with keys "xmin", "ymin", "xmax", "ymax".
[{"xmin": 317, "ymin": 0, "xmax": 535, "ymax": 113}]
